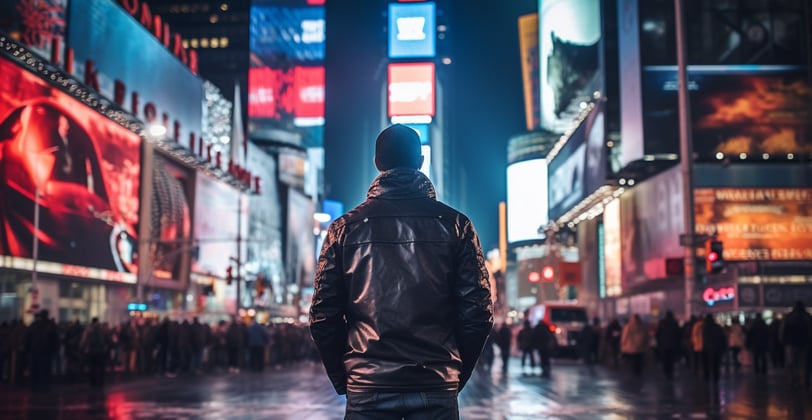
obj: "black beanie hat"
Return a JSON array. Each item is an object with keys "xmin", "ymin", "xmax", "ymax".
[{"xmin": 374, "ymin": 124, "xmax": 422, "ymax": 171}]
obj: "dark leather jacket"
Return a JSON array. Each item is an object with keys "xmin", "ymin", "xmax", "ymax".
[{"xmin": 309, "ymin": 168, "xmax": 493, "ymax": 394}]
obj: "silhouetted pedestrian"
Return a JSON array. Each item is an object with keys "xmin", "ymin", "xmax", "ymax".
[
  {"xmin": 495, "ymin": 322, "xmax": 512, "ymax": 373},
  {"xmin": 702, "ymin": 315, "xmax": 726, "ymax": 384},
  {"xmin": 746, "ymin": 313, "xmax": 769, "ymax": 375},
  {"xmin": 656, "ymin": 311, "xmax": 681, "ymax": 379},
  {"xmin": 26, "ymin": 309, "xmax": 59, "ymax": 392},
  {"xmin": 517, "ymin": 319, "xmax": 535, "ymax": 374}
]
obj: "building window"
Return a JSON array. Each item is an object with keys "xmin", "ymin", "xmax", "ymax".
[
  {"xmin": 220, "ymin": 37, "xmax": 229, "ymax": 48},
  {"xmin": 190, "ymin": 38, "xmax": 199, "ymax": 48}
]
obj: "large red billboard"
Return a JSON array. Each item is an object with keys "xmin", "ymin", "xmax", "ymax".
[
  {"xmin": 388, "ymin": 63, "xmax": 435, "ymax": 118},
  {"xmin": 248, "ymin": 66, "xmax": 324, "ymax": 125},
  {"xmin": 0, "ymin": 58, "xmax": 142, "ymax": 276}
]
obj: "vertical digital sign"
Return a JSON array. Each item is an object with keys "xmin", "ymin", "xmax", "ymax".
[
  {"xmin": 538, "ymin": 0, "xmax": 602, "ymax": 134},
  {"xmin": 507, "ymin": 159, "xmax": 548, "ymax": 243},
  {"xmin": 249, "ymin": 1, "xmax": 325, "ymax": 147},
  {"xmin": 388, "ymin": 2, "xmax": 436, "ymax": 59},
  {"xmin": 388, "ymin": 62, "xmax": 435, "ymax": 118}
]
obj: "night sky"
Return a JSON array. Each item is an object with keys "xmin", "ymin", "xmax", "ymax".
[{"xmin": 446, "ymin": 0, "xmax": 537, "ymax": 250}]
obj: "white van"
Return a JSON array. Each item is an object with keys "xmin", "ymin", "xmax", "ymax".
[{"xmin": 527, "ymin": 302, "xmax": 589, "ymax": 357}]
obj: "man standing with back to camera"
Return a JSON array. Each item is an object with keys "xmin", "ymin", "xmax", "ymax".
[{"xmin": 309, "ymin": 124, "xmax": 494, "ymax": 420}]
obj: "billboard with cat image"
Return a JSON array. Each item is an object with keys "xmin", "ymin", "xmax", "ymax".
[{"xmin": 538, "ymin": 0, "xmax": 602, "ymax": 134}]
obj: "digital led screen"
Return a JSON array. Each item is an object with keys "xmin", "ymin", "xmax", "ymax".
[
  {"xmin": 191, "ymin": 173, "xmax": 241, "ymax": 277},
  {"xmin": 0, "ymin": 58, "xmax": 142, "ymax": 275},
  {"xmin": 620, "ymin": 0, "xmax": 810, "ymax": 168},
  {"xmin": 388, "ymin": 62, "xmax": 435, "ymax": 118},
  {"xmin": 150, "ymin": 154, "xmax": 193, "ymax": 281},
  {"xmin": 293, "ymin": 66, "xmax": 325, "ymax": 126},
  {"xmin": 519, "ymin": 13, "xmax": 540, "ymax": 131},
  {"xmin": 538, "ymin": 0, "xmax": 602, "ymax": 134},
  {"xmin": 286, "ymin": 187, "xmax": 315, "ymax": 290},
  {"xmin": 0, "ymin": 0, "xmax": 67, "ymax": 62},
  {"xmin": 617, "ymin": 0, "xmax": 643, "ymax": 168},
  {"xmin": 245, "ymin": 142, "xmax": 284, "ymax": 303},
  {"xmin": 695, "ymin": 188, "xmax": 812, "ymax": 261},
  {"xmin": 388, "ymin": 2, "xmax": 436, "ymax": 59},
  {"xmin": 507, "ymin": 159, "xmax": 548, "ymax": 243},
  {"xmin": 547, "ymin": 102, "xmax": 605, "ymax": 221},
  {"xmin": 248, "ymin": 66, "xmax": 325, "ymax": 127},
  {"xmin": 249, "ymin": 1, "xmax": 325, "ymax": 148},
  {"xmin": 641, "ymin": 66, "xmax": 811, "ymax": 161},
  {"xmin": 419, "ymin": 145, "xmax": 431, "ymax": 180},
  {"xmin": 68, "ymin": 0, "xmax": 203, "ymax": 145},
  {"xmin": 250, "ymin": 4, "xmax": 325, "ymax": 66},
  {"xmin": 619, "ymin": 165, "xmax": 684, "ymax": 286},
  {"xmin": 602, "ymin": 199, "xmax": 621, "ymax": 296}
]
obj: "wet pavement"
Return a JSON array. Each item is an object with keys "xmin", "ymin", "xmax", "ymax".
[{"xmin": 1, "ymin": 358, "xmax": 810, "ymax": 419}]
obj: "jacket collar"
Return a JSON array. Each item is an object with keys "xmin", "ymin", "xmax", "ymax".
[{"xmin": 367, "ymin": 168, "xmax": 436, "ymax": 200}]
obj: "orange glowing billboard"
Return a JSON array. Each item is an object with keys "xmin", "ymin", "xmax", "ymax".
[
  {"xmin": 518, "ymin": 13, "xmax": 539, "ymax": 131},
  {"xmin": 695, "ymin": 188, "xmax": 812, "ymax": 261},
  {"xmin": 388, "ymin": 63, "xmax": 435, "ymax": 118}
]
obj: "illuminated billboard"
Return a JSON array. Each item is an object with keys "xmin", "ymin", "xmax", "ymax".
[
  {"xmin": 518, "ymin": 13, "xmax": 540, "ymax": 131},
  {"xmin": 0, "ymin": 58, "xmax": 142, "ymax": 277},
  {"xmin": 538, "ymin": 0, "xmax": 602, "ymax": 133},
  {"xmin": 293, "ymin": 66, "xmax": 325, "ymax": 126},
  {"xmin": 0, "ymin": 0, "xmax": 67, "ymax": 62},
  {"xmin": 695, "ymin": 188, "xmax": 812, "ymax": 261},
  {"xmin": 149, "ymin": 154, "xmax": 193, "ymax": 281},
  {"xmin": 619, "ymin": 0, "xmax": 810, "ymax": 167},
  {"xmin": 619, "ymin": 165, "xmax": 684, "ymax": 286},
  {"xmin": 245, "ymin": 142, "xmax": 284, "ymax": 303},
  {"xmin": 640, "ymin": 66, "xmax": 811, "ymax": 161},
  {"xmin": 388, "ymin": 2, "xmax": 436, "ymax": 59},
  {"xmin": 191, "ymin": 173, "xmax": 242, "ymax": 277},
  {"xmin": 286, "ymin": 187, "xmax": 315, "ymax": 290},
  {"xmin": 547, "ymin": 102, "xmax": 606, "ymax": 221},
  {"xmin": 602, "ymin": 199, "xmax": 621, "ymax": 296},
  {"xmin": 507, "ymin": 159, "xmax": 548, "ymax": 243},
  {"xmin": 68, "ymin": 0, "xmax": 203, "ymax": 145},
  {"xmin": 388, "ymin": 62, "xmax": 435, "ymax": 118},
  {"xmin": 249, "ymin": 66, "xmax": 325, "ymax": 127},
  {"xmin": 250, "ymin": 4, "xmax": 325, "ymax": 66},
  {"xmin": 249, "ymin": 1, "xmax": 325, "ymax": 147}
]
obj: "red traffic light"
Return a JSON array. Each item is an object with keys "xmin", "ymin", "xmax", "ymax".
[
  {"xmin": 528, "ymin": 272, "xmax": 541, "ymax": 283},
  {"xmin": 542, "ymin": 266, "xmax": 555, "ymax": 282},
  {"xmin": 707, "ymin": 251, "xmax": 719, "ymax": 262}
]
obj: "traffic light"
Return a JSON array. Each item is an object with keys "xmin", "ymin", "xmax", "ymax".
[
  {"xmin": 226, "ymin": 266, "xmax": 233, "ymax": 285},
  {"xmin": 541, "ymin": 265, "xmax": 555, "ymax": 282},
  {"xmin": 705, "ymin": 240, "xmax": 724, "ymax": 274},
  {"xmin": 528, "ymin": 271, "xmax": 541, "ymax": 283}
]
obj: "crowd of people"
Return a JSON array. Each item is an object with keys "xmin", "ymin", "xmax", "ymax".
[
  {"xmin": 0, "ymin": 309, "xmax": 318, "ymax": 392},
  {"xmin": 479, "ymin": 301, "xmax": 812, "ymax": 388},
  {"xmin": 2, "ymin": 301, "xmax": 812, "ymax": 394}
]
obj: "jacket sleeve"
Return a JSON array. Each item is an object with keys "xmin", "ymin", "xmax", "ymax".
[
  {"xmin": 308, "ymin": 221, "xmax": 349, "ymax": 395},
  {"xmin": 453, "ymin": 218, "xmax": 494, "ymax": 390}
]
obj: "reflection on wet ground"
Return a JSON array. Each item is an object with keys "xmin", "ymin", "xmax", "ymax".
[{"xmin": 1, "ymin": 359, "xmax": 809, "ymax": 419}]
